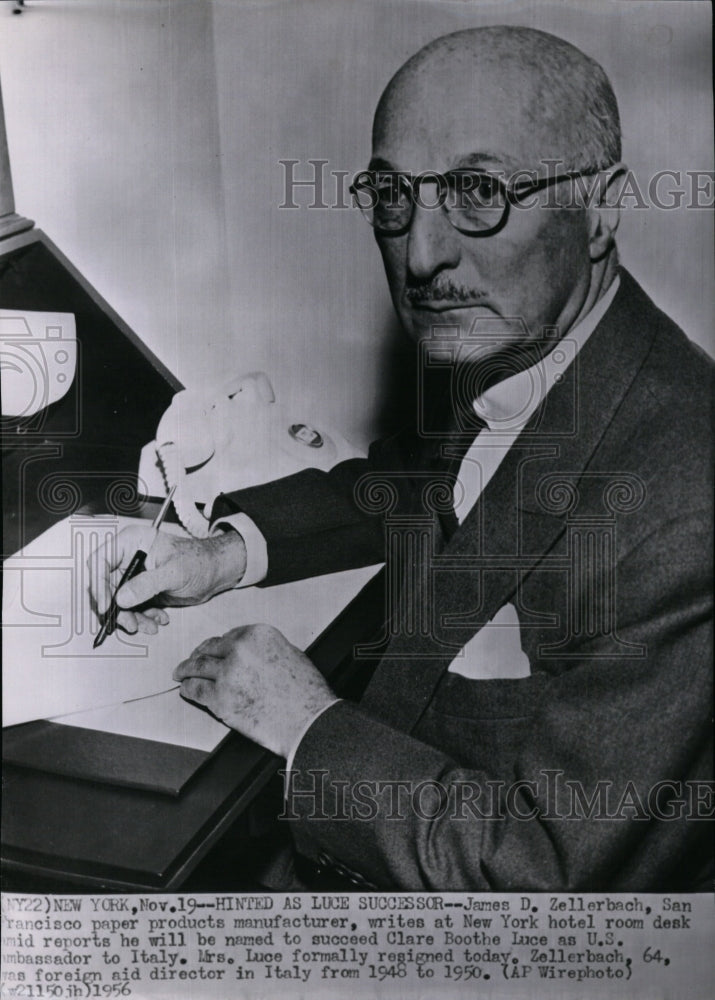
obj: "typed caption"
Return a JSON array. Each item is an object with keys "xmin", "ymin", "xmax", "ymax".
[{"xmin": 1, "ymin": 892, "xmax": 712, "ymax": 998}]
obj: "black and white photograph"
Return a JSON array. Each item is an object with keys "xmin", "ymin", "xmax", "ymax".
[{"xmin": 1, "ymin": 0, "xmax": 713, "ymax": 996}]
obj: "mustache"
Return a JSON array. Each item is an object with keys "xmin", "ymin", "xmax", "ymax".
[{"xmin": 404, "ymin": 279, "xmax": 486, "ymax": 305}]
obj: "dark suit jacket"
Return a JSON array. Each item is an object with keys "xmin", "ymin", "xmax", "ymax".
[{"xmin": 214, "ymin": 270, "xmax": 713, "ymax": 891}]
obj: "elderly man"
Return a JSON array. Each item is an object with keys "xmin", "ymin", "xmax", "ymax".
[{"xmin": 90, "ymin": 26, "xmax": 712, "ymax": 890}]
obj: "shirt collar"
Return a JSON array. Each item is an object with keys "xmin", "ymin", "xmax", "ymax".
[{"xmin": 473, "ymin": 276, "xmax": 621, "ymax": 433}]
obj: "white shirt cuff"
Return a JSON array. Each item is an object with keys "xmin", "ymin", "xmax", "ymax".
[
  {"xmin": 210, "ymin": 512, "xmax": 269, "ymax": 587},
  {"xmin": 284, "ymin": 698, "xmax": 342, "ymax": 779}
]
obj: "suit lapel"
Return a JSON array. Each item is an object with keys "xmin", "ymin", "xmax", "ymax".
[{"xmin": 361, "ymin": 270, "xmax": 659, "ymax": 732}]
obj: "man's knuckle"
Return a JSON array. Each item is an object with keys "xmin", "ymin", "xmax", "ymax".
[
  {"xmin": 250, "ymin": 622, "xmax": 277, "ymax": 640},
  {"xmin": 185, "ymin": 678, "xmax": 206, "ymax": 701}
]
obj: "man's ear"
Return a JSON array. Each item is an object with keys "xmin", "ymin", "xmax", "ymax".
[{"xmin": 587, "ymin": 163, "xmax": 628, "ymax": 261}]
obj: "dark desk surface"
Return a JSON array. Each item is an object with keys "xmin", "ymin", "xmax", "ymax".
[{"xmin": 1, "ymin": 569, "xmax": 384, "ymax": 892}]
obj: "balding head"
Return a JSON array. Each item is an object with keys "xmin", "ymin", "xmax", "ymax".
[
  {"xmin": 374, "ymin": 26, "xmax": 620, "ymax": 174},
  {"xmin": 365, "ymin": 26, "xmax": 625, "ymax": 361}
]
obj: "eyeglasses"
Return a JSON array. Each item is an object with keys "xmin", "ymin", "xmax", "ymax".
[{"xmin": 349, "ymin": 168, "xmax": 600, "ymax": 237}]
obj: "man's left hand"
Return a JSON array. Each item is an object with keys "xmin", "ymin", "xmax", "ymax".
[{"xmin": 173, "ymin": 624, "xmax": 336, "ymax": 757}]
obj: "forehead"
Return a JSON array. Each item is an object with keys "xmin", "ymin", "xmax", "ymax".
[{"xmin": 373, "ymin": 59, "xmax": 558, "ymax": 174}]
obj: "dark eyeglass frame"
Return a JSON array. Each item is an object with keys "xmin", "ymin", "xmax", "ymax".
[{"xmin": 349, "ymin": 167, "xmax": 602, "ymax": 237}]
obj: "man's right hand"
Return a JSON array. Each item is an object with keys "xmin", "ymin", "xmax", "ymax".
[{"xmin": 87, "ymin": 525, "xmax": 247, "ymax": 635}]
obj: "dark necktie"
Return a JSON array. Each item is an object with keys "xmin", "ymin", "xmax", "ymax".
[{"xmin": 435, "ymin": 411, "xmax": 487, "ymax": 543}]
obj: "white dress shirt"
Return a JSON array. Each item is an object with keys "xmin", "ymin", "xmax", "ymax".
[
  {"xmin": 446, "ymin": 276, "xmax": 619, "ymax": 680},
  {"xmin": 214, "ymin": 278, "xmax": 620, "ymax": 765}
]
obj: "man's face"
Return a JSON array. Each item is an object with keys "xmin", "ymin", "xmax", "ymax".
[{"xmin": 372, "ymin": 60, "xmax": 595, "ymax": 360}]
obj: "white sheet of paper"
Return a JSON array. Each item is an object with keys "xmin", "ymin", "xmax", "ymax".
[
  {"xmin": 50, "ymin": 688, "xmax": 229, "ymax": 752},
  {"xmin": 2, "ymin": 514, "xmax": 382, "ymax": 732}
]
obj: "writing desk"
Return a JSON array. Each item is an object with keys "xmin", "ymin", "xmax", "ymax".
[
  {"xmin": 0, "ymin": 225, "xmax": 386, "ymax": 891},
  {"xmin": 1, "ymin": 568, "xmax": 384, "ymax": 892}
]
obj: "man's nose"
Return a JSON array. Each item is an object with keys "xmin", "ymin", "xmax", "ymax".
[{"xmin": 406, "ymin": 187, "xmax": 461, "ymax": 281}]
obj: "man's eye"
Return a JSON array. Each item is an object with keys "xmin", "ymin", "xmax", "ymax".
[
  {"xmin": 449, "ymin": 173, "xmax": 502, "ymax": 209},
  {"xmin": 372, "ymin": 177, "xmax": 411, "ymax": 212}
]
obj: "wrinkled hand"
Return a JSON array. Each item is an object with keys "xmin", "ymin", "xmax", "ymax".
[
  {"xmin": 173, "ymin": 624, "xmax": 336, "ymax": 757},
  {"xmin": 88, "ymin": 525, "xmax": 247, "ymax": 635}
]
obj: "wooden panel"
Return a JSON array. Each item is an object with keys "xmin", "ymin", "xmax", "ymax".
[
  {"xmin": 3, "ymin": 721, "xmax": 216, "ymax": 796},
  {"xmin": 1, "ymin": 232, "xmax": 181, "ymax": 555}
]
